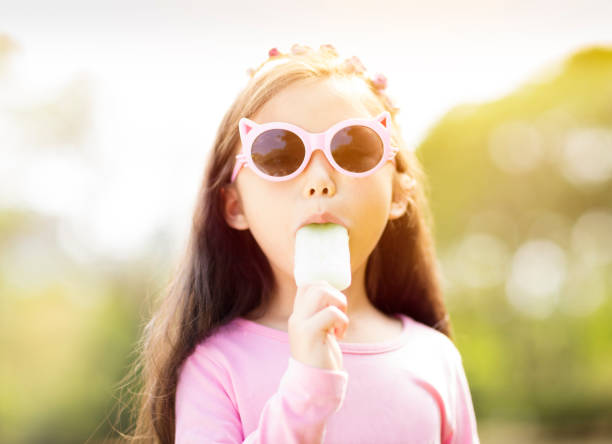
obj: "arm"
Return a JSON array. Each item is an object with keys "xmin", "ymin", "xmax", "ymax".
[
  {"xmin": 175, "ymin": 351, "xmax": 348, "ymax": 444},
  {"xmin": 248, "ymin": 357, "xmax": 348, "ymax": 443},
  {"xmin": 445, "ymin": 349, "xmax": 480, "ymax": 444}
]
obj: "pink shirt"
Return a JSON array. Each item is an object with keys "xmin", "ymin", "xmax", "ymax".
[{"xmin": 175, "ymin": 313, "xmax": 480, "ymax": 443}]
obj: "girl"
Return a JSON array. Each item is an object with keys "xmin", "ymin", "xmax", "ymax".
[{"xmin": 121, "ymin": 43, "xmax": 480, "ymax": 443}]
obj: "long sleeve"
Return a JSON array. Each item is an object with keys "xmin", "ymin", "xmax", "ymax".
[
  {"xmin": 246, "ymin": 357, "xmax": 348, "ymax": 443},
  {"xmin": 175, "ymin": 350, "xmax": 243, "ymax": 443},
  {"xmin": 175, "ymin": 351, "xmax": 348, "ymax": 444},
  {"xmin": 445, "ymin": 349, "xmax": 480, "ymax": 444}
]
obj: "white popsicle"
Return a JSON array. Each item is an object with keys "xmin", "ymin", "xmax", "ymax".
[{"xmin": 294, "ymin": 223, "xmax": 351, "ymax": 291}]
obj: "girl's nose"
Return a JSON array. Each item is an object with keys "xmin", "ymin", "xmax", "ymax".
[{"xmin": 302, "ymin": 150, "xmax": 336, "ymax": 198}]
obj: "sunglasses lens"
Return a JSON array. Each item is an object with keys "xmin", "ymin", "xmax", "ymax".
[
  {"xmin": 330, "ymin": 125, "xmax": 383, "ymax": 173},
  {"xmin": 251, "ymin": 129, "xmax": 305, "ymax": 177}
]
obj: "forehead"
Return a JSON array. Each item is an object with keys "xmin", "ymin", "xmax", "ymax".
[{"xmin": 251, "ymin": 77, "xmax": 374, "ymax": 133}]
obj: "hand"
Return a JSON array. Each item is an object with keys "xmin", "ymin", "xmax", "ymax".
[{"xmin": 288, "ymin": 280, "xmax": 349, "ymax": 372}]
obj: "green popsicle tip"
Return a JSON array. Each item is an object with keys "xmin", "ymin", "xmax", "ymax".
[{"xmin": 298, "ymin": 222, "xmax": 346, "ymax": 233}]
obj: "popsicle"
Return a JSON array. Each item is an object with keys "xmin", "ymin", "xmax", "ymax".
[{"xmin": 293, "ymin": 223, "xmax": 351, "ymax": 291}]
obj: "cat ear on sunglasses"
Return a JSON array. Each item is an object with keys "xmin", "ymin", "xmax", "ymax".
[
  {"xmin": 238, "ymin": 110, "xmax": 391, "ymax": 139},
  {"xmin": 376, "ymin": 111, "xmax": 391, "ymax": 129},
  {"xmin": 238, "ymin": 117, "xmax": 257, "ymax": 142}
]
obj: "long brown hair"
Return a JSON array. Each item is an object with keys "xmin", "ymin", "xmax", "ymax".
[{"xmin": 114, "ymin": 46, "xmax": 452, "ymax": 443}]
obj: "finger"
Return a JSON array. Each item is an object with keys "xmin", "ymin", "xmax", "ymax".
[
  {"xmin": 308, "ymin": 304, "xmax": 349, "ymax": 339},
  {"xmin": 294, "ymin": 281, "xmax": 348, "ymax": 319}
]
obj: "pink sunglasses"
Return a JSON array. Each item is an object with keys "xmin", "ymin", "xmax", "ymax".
[{"xmin": 231, "ymin": 111, "xmax": 399, "ymax": 183}]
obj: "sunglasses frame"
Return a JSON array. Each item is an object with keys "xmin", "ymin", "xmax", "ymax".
[{"xmin": 231, "ymin": 110, "xmax": 399, "ymax": 183}]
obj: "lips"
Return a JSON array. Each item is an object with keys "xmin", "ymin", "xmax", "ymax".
[{"xmin": 296, "ymin": 211, "xmax": 348, "ymax": 234}]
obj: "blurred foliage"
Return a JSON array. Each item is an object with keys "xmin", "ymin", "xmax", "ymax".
[
  {"xmin": 417, "ymin": 46, "xmax": 612, "ymax": 437},
  {"xmin": 0, "ymin": 209, "xmax": 152, "ymax": 443},
  {"xmin": 0, "ymin": 33, "xmax": 19, "ymax": 77},
  {"xmin": 1, "ymin": 44, "xmax": 612, "ymax": 443}
]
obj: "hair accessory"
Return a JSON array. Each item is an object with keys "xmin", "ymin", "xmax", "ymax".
[
  {"xmin": 289, "ymin": 43, "xmax": 312, "ymax": 55},
  {"xmin": 371, "ymin": 73, "xmax": 388, "ymax": 90},
  {"xmin": 245, "ymin": 43, "xmax": 400, "ymax": 115},
  {"xmin": 340, "ymin": 55, "xmax": 366, "ymax": 75}
]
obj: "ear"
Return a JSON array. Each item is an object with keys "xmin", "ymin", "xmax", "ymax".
[
  {"xmin": 389, "ymin": 199, "xmax": 407, "ymax": 220},
  {"xmin": 220, "ymin": 185, "xmax": 249, "ymax": 230},
  {"xmin": 388, "ymin": 173, "xmax": 416, "ymax": 221}
]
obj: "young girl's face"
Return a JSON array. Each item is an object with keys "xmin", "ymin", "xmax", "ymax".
[{"xmin": 223, "ymin": 77, "xmax": 405, "ymax": 291}]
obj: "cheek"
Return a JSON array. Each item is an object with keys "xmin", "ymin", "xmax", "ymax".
[
  {"xmin": 349, "ymin": 178, "xmax": 393, "ymax": 261},
  {"xmin": 240, "ymin": 183, "xmax": 295, "ymax": 262},
  {"xmin": 353, "ymin": 177, "xmax": 392, "ymax": 220}
]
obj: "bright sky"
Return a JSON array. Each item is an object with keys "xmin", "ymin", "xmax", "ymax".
[{"xmin": 1, "ymin": 0, "xmax": 611, "ymax": 263}]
